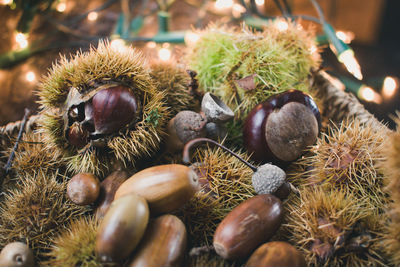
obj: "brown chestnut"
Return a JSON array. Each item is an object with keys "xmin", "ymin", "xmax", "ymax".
[
  {"xmin": 67, "ymin": 173, "xmax": 100, "ymax": 205},
  {"xmin": 67, "ymin": 123, "xmax": 89, "ymax": 149},
  {"xmin": 91, "ymin": 85, "xmax": 138, "ymax": 135},
  {"xmin": 243, "ymin": 90, "xmax": 321, "ymax": 165},
  {"xmin": 246, "ymin": 241, "xmax": 306, "ymax": 267},
  {"xmin": 213, "ymin": 194, "xmax": 283, "ymax": 260}
]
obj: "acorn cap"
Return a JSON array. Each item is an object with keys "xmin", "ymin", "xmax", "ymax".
[
  {"xmin": 201, "ymin": 93, "xmax": 234, "ymax": 123},
  {"xmin": 252, "ymin": 163, "xmax": 286, "ymax": 195}
]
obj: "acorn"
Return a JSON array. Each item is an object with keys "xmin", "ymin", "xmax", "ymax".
[
  {"xmin": 201, "ymin": 92, "xmax": 234, "ymax": 123},
  {"xmin": 183, "ymin": 138, "xmax": 288, "ymax": 197},
  {"xmin": 67, "ymin": 173, "xmax": 100, "ymax": 206},
  {"xmin": 95, "ymin": 170, "xmax": 129, "ymax": 218},
  {"xmin": 166, "ymin": 111, "xmax": 207, "ymax": 151},
  {"xmin": 0, "ymin": 242, "xmax": 34, "ymax": 267},
  {"xmin": 213, "ymin": 194, "xmax": 283, "ymax": 260},
  {"xmin": 243, "ymin": 89, "xmax": 321, "ymax": 165},
  {"xmin": 246, "ymin": 241, "xmax": 306, "ymax": 267},
  {"xmin": 95, "ymin": 193, "xmax": 149, "ymax": 262},
  {"xmin": 115, "ymin": 164, "xmax": 199, "ymax": 214},
  {"xmin": 127, "ymin": 215, "xmax": 187, "ymax": 267}
]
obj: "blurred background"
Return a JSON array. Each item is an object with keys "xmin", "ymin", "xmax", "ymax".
[{"xmin": 0, "ymin": 0, "xmax": 399, "ymax": 127}]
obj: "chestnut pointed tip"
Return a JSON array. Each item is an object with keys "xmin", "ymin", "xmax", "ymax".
[{"xmin": 213, "ymin": 242, "xmax": 229, "ymax": 259}]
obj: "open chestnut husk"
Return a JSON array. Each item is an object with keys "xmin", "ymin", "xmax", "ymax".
[
  {"xmin": 65, "ymin": 84, "xmax": 138, "ymax": 148},
  {"xmin": 243, "ymin": 89, "xmax": 321, "ymax": 165}
]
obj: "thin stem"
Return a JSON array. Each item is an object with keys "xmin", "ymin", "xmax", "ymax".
[
  {"xmin": 182, "ymin": 137, "xmax": 258, "ymax": 172},
  {"xmin": 4, "ymin": 109, "xmax": 31, "ymax": 175},
  {"xmin": 309, "ymin": 0, "xmax": 326, "ymax": 23}
]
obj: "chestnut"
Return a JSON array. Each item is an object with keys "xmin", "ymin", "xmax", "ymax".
[
  {"xmin": 246, "ymin": 241, "xmax": 306, "ymax": 267},
  {"xmin": 67, "ymin": 173, "xmax": 100, "ymax": 206},
  {"xmin": 0, "ymin": 242, "xmax": 34, "ymax": 267},
  {"xmin": 243, "ymin": 89, "xmax": 321, "ymax": 165}
]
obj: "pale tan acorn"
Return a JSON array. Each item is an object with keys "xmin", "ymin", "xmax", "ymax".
[
  {"xmin": 127, "ymin": 214, "xmax": 187, "ymax": 267},
  {"xmin": 115, "ymin": 164, "xmax": 199, "ymax": 214},
  {"xmin": 0, "ymin": 242, "xmax": 34, "ymax": 267},
  {"xmin": 95, "ymin": 193, "xmax": 149, "ymax": 262}
]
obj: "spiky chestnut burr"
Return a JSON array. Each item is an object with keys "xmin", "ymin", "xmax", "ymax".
[
  {"xmin": 185, "ymin": 21, "xmax": 320, "ymax": 117},
  {"xmin": 0, "ymin": 171, "xmax": 89, "ymax": 262},
  {"xmin": 243, "ymin": 89, "xmax": 321, "ymax": 165},
  {"xmin": 288, "ymin": 118, "xmax": 388, "ymax": 209},
  {"xmin": 38, "ymin": 41, "xmax": 168, "ymax": 175},
  {"xmin": 283, "ymin": 187, "xmax": 386, "ymax": 266},
  {"xmin": 183, "ymin": 138, "xmax": 288, "ymax": 197},
  {"xmin": 44, "ymin": 216, "xmax": 115, "ymax": 267},
  {"xmin": 382, "ymin": 115, "xmax": 400, "ymax": 264}
]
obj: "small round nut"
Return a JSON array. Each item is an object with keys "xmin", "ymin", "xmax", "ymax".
[
  {"xmin": 252, "ymin": 164, "xmax": 286, "ymax": 195},
  {"xmin": 67, "ymin": 173, "xmax": 100, "ymax": 205},
  {"xmin": 0, "ymin": 242, "xmax": 34, "ymax": 267}
]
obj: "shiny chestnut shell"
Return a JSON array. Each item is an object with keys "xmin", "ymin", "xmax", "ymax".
[
  {"xmin": 89, "ymin": 85, "xmax": 138, "ymax": 136},
  {"xmin": 243, "ymin": 90, "xmax": 321, "ymax": 165}
]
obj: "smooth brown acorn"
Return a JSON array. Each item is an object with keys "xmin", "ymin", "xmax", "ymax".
[
  {"xmin": 127, "ymin": 215, "xmax": 187, "ymax": 267},
  {"xmin": 213, "ymin": 194, "xmax": 283, "ymax": 260},
  {"xmin": 115, "ymin": 164, "xmax": 199, "ymax": 214},
  {"xmin": 96, "ymin": 193, "xmax": 149, "ymax": 262},
  {"xmin": 246, "ymin": 241, "xmax": 306, "ymax": 267},
  {"xmin": 95, "ymin": 170, "xmax": 130, "ymax": 218},
  {"xmin": 243, "ymin": 89, "xmax": 321, "ymax": 165}
]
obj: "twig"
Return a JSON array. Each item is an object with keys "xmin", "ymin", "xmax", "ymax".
[{"xmin": 4, "ymin": 109, "xmax": 32, "ymax": 176}]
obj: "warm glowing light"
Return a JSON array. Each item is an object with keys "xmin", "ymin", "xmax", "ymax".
[
  {"xmin": 359, "ymin": 86, "xmax": 382, "ymax": 104},
  {"xmin": 1, "ymin": 0, "xmax": 12, "ymax": 5},
  {"xmin": 56, "ymin": 2, "xmax": 67, "ymax": 12},
  {"xmin": 309, "ymin": 45, "xmax": 318, "ymax": 54},
  {"xmin": 215, "ymin": 0, "xmax": 233, "ymax": 10},
  {"xmin": 232, "ymin": 3, "xmax": 246, "ymax": 18},
  {"xmin": 146, "ymin": 41, "xmax": 157, "ymax": 49},
  {"xmin": 15, "ymin": 32, "xmax": 28, "ymax": 49},
  {"xmin": 275, "ymin": 20, "xmax": 289, "ymax": 32},
  {"xmin": 110, "ymin": 39, "xmax": 128, "ymax": 53},
  {"xmin": 255, "ymin": 0, "xmax": 264, "ymax": 6},
  {"xmin": 25, "ymin": 71, "xmax": 36, "ymax": 83},
  {"xmin": 162, "ymin": 43, "xmax": 170, "ymax": 49},
  {"xmin": 382, "ymin": 76, "xmax": 398, "ymax": 98},
  {"xmin": 338, "ymin": 49, "xmax": 363, "ymax": 80},
  {"xmin": 336, "ymin": 30, "xmax": 355, "ymax": 44},
  {"xmin": 185, "ymin": 31, "xmax": 200, "ymax": 46},
  {"xmin": 88, "ymin": 11, "xmax": 98, "ymax": 21},
  {"xmin": 158, "ymin": 48, "xmax": 171, "ymax": 61}
]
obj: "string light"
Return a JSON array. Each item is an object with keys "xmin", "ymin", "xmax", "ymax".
[
  {"xmin": 56, "ymin": 1, "xmax": 67, "ymax": 12},
  {"xmin": 358, "ymin": 86, "xmax": 382, "ymax": 104},
  {"xmin": 382, "ymin": 76, "xmax": 398, "ymax": 98},
  {"xmin": 338, "ymin": 49, "xmax": 363, "ymax": 81},
  {"xmin": 158, "ymin": 47, "xmax": 171, "ymax": 61},
  {"xmin": 110, "ymin": 38, "xmax": 128, "ymax": 53},
  {"xmin": 255, "ymin": 0, "xmax": 265, "ymax": 6},
  {"xmin": 232, "ymin": 3, "xmax": 246, "ymax": 18},
  {"xmin": 215, "ymin": 0, "xmax": 234, "ymax": 10},
  {"xmin": 1, "ymin": 0, "xmax": 12, "ymax": 5},
  {"xmin": 146, "ymin": 41, "xmax": 157, "ymax": 49},
  {"xmin": 275, "ymin": 19, "xmax": 289, "ymax": 32},
  {"xmin": 336, "ymin": 30, "xmax": 355, "ymax": 44},
  {"xmin": 25, "ymin": 71, "xmax": 36, "ymax": 83},
  {"xmin": 87, "ymin": 11, "xmax": 98, "ymax": 21},
  {"xmin": 184, "ymin": 31, "xmax": 200, "ymax": 46},
  {"xmin": 15, "ymin": 32, "xmax": 28, "ymax": 49}
]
